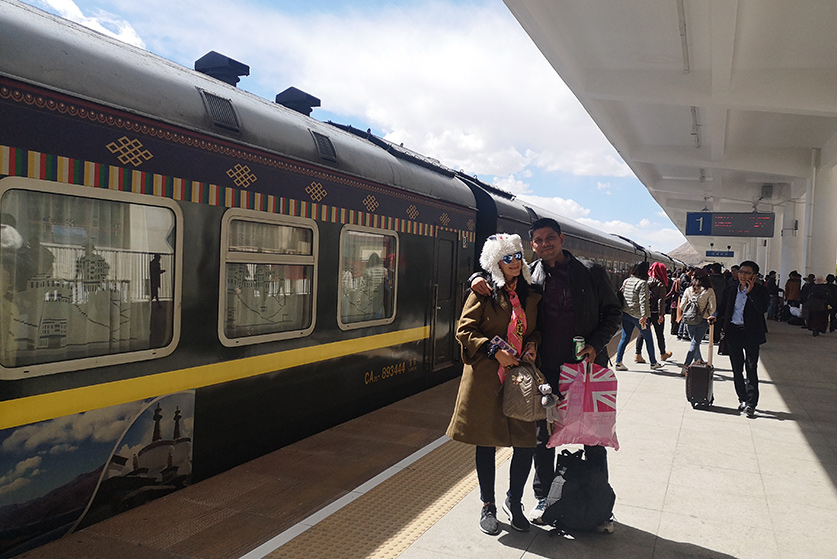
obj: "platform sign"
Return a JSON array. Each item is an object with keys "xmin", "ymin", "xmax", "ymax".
[
  {"xmin": 706, "ymin": 250, "xmax": 734, "ymax": 258},
  {"xmin": 686, "ymin": 212, "xmax": 775, "ymax": 237}
]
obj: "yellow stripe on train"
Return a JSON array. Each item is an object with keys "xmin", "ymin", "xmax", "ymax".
[{"xmin": 0, "ymin": 326, "xmax": 430, "ymax": 431}]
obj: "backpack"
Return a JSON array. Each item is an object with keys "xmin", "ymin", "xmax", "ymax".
[
  {"xmin": 541, "ymin": 449, "xmax": 616, "ymax": 531},
  {"xmin": 681, "ymin": 292, "xmax": 703, "ymax": 325}
]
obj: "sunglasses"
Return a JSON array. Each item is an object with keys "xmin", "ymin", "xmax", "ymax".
[{"xmin": 501, "ymin": 251, "xmax": 523, "ymax": 264}]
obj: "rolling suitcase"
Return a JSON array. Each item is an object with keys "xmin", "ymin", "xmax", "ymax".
[{"xmin": 685, "ymin": 322, "xmax": 714, "ymax": 409}]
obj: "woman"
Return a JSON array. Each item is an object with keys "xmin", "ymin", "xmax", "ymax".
[
  {"xmin": 614, "ymin": 261, "xmax": 663, "ymax": 371},
  {"xmin": 677, "ymin": 268, "xmax": 717, "ymax": 371},
  {"xmin": 635, "ymin": 262, "xmax": 672, "ymax": 362},
  {"xmin": 446, "ymin": 233, "xmax": 541, "ymax": 535}
]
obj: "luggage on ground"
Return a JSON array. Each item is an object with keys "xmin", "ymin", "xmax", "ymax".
[
  {"xmin": 685, "ymin": 322, "xmax": 714, "ymax": 409},
  {"xmin": 541, "ymin": 449, "xmax": 615, "ymax": 531}
]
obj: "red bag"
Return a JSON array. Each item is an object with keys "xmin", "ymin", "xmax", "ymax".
[{"xmin": 547, "ymin": 360, "xmax": 619, "ymax": 450}]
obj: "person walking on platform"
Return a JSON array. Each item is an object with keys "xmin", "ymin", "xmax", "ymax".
[
  {"xmin": 635, "ymin": 262, "xmax": 671, "ymax": 362},
  {"xmin": 469, "ymin": 217, "xmax": 621, "ymax": 529},
  {"xmin": 677, "ymin": 268, "xmax": 716, "ymax": 371},
  {"xmin": 448, "ymin": 233, "xmax": 541, "ymax": 535},
  {"xmin": 826, "ymin": 274, "xmax": 837, "ymax": 332},
  {"xmin": 784, "ymin": 270, "xmax": 802, "ymax": 305},
  {"xmin": 717, "ymin": 261, "xmax": 769, "ymax": 418},
  {"xmin": 614, "ymin": 260, "xmax": 665, "ymax": 371}
]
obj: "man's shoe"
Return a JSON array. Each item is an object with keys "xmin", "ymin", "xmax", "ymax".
[
  {"xmin": 634, "ymin": 354, "xmax": 646, "ymax": 363},
  {"xmin": 661, "ymin": 351, "xmax": 672, "ymax": 361},
  {"xmin": 745, "ymin": 405, "xmax": 756, "ymax": 418},
  {"xmin": 479, "ymin": 503, "xmax": 500, "ymax": 535},
  {"xmin": 529, "ymin": 498, "xmax": 548, "ymax": 525},
  {"xmin": 650, "ymin": 362, "xmax": 665, "ymax": 370},
  {"xmin": 738, "ymin": 402, "xmax": 747, "ymax": 412},
  {"xmin": 594, "ymin": 516, "xmax": 615, "ymax": 534},
  {"xmin": 614, "ymin": 362, "xmax": 628, "ymax": 371},
  {"xmin": 502, "ymin": 497, "xmax": 530, "ymax": 532}
]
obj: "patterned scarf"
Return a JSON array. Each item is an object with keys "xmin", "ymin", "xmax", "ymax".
[{"xmin": 498, "ymin": 286, "xmax": 527, "ymax": 384}]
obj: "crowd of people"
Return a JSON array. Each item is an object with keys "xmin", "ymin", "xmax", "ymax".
[{"xmin": 447, "ymin": 219, "xmax": 837, "ymax": 536}]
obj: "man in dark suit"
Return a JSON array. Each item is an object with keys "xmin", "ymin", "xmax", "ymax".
[{"xmin": 718, "ymin": 260, "xmax": 770, "ymax": 417}]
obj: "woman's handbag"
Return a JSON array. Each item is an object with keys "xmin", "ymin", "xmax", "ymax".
[
  {"xmin": 547, "ymin": 359, "xmax": 620, "ymax": 450},
  {"xmin": 502, "ymin": 362, "xmax": 548, "ymax": 422}
]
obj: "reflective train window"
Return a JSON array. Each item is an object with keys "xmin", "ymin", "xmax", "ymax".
[
  {"xmin": 219, "ymin": 210, "xmax": 317, "ymax": 346},
  {"xmin": 338, "ymin": 226, "xmax": 397, "ymax": 330},
  {"xmin": 0, "ymin": 177, "xmax": 181, "ymax": 379}
]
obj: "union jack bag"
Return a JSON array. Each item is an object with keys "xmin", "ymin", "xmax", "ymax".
[{"xmin": 546, "ymin": 360, "xmax": 619, "ymax": 450}]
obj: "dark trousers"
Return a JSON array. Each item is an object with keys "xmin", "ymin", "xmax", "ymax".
[
  {"xmin": 532, "ymin": 420, "xmax": 608, "ymax": 499},
  {"xmin": 724, "ymin": 325, "xmax": 761, "ymax": 407},
  {"xmin": 636, "ymin": 312, "xmax": 667, "ymax": 354},
  {"xmin": 670, "ymin": 306, "xmax": 680, "ymax": 335},
  {"xmin": 475, "ymin": 445, "xmax": 534, "ymax": 504}
]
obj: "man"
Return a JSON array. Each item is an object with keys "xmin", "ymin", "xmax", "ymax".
[
  {"xmin": 765, "ymin": 271, "xmax": 781, "ymax": 320},
  {"xmin": 471, "ymin": 217, "xmax": 621, "ymax": 527},
  {"xmin": 717, "ymin": 260, "xmax": 769, "ymax": 417},
  {"xmin": 707, "ymin": 263, "xmax": 727, "ymax": 343}
]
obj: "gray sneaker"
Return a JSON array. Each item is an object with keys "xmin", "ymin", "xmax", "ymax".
[
  {"xmin": 595, "ymin": 516, "xmax": 615, "ymax": 534},
  {"xmin": 614, "ymin": 362, "xmax": 628, "ymax": 371},
  {"xmin": 650, "ymin": 362, "xmax": 665, "ymax": 370},
  {"xmin": 529, "ymin": 498, "xmax": 548, "ymax": 525},
  {"xmin": 479, "ymin": 503, "xmax": 499, "ymax": 535}
]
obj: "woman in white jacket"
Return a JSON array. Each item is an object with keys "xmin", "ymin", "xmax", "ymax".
[
  {"xmin": 677, "ymin": 268, "xmax": 717, "ymax": 369},
  {"xmin": 614, "ymin": 261, "xmax": 664, "ymax": 371}
]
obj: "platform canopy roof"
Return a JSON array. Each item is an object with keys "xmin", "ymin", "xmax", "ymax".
[{"xmin": 503, "ymin": 0, "xmax": 837, "ymax": 258}]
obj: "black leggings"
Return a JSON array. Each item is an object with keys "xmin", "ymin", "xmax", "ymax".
[
  {"xmin": 636, "ymin": 313, "xmax": 666, "ymax": 354},
  {"xmin": 475, "ymin": 445, "xmax": 535, "ymax": 504}
]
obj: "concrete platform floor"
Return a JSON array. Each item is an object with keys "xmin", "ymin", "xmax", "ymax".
[{"xmin": 400, "ymin": 320, "xmax": 837, "ymax": 559}]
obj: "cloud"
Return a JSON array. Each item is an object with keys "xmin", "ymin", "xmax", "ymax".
[
  {"xmin": 576, "ymin": 217, "xmax": 687, "ymax": 253},
  {"xmin": 518, "ymin": 194, "xmax": 591, "ymax": 220},
  {"xmin": 0, "ymin": 456, "xmax": 42, "ymax": 496},
  {"xmin": 2, "ymin": 402, "xmax": 146, "ymax": 455},
  {"xmin": 44, "ymin": 0, "xmax": 626, "ymax": 181},
  {"xmin": 35, "ymin": 0, "xmax": 145, "ymax": 47}
]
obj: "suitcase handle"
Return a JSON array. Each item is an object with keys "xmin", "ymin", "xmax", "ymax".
[{"xmin": 707, "ymin": 322, "xmax": 714, "ymax": 366}]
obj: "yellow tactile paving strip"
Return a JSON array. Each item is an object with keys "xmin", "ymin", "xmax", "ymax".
[{"xmin": 265, "ymin": 441, "xmax": 512, "ymax": 559}]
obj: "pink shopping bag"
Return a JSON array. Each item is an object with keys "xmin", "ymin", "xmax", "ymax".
[{"xmin": 546, "ymin": 360, "xmax": 619, "ymax": 450}]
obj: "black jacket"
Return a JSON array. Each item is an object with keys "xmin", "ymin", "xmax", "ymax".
[
  {"xmin": 718, "ymin": 282, "xmax": 770, "ymax": 345},
  {"xmin": 528, "ymin": 251, "xmax": 622, "ymax": 368}
]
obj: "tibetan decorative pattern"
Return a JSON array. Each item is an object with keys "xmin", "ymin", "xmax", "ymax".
[
  {"xmin": 226, "ymin": 163, "xmax": 257, "ymax": 188},
  {"xmin": 467, "ymin": 218, "xmax": 475, "ymax": 231},
  {"xmin": 406, "ymin": 205, "xmax": 419, "ymax": 220},
  {"xmin": 363, "ymin": 195, "xmax": 379, "ymax": 212},
  {"xmin": 105, "ymin": 136, "xmax": 153, "ymax": 167},
  {"xmin": 306, "ymin": 181, "xmax": 327, "ymax": 202},
  {"xmin": 439, "ymin": 213, "xmax": 451, "ymax": 226}
]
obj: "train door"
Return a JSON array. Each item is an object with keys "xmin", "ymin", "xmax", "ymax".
[{"xmin": 431, "ymin": 231, "xmax": 457, "ymax": 371}]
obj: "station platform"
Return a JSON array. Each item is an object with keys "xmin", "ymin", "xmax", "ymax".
[{"xmin": 16, "ymin": 320, "xmax": 837, "ymax": 559}]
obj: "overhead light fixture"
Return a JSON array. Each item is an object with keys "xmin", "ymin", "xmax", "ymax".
[
  {"xmin": 677, "ymin": 0, "xmax": 689, "ymax": 74},
  {"xmin": 690, "ymin": 106, "xmax": 701, "ymax": 148}
]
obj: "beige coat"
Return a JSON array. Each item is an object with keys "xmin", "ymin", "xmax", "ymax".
[{"xmin": 446, "ymin": 287, "xmax": 541, "ymax": 448}]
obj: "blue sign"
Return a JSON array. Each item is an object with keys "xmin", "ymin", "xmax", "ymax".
[
  {"xmin": 685, "ymin": 212, "xmax": 712, "ymax": 236},
  {"xmin": 706, "ymin": 250, "xmax": 734, "ymax": 258},
  {"xmin": 686, "ymin": 212, "xmax": 775, "ymax": 237}
]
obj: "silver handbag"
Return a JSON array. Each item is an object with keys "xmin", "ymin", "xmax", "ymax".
[{"xmin": 502, "ymin": 362, "xmax": 547, "ymax": 422}]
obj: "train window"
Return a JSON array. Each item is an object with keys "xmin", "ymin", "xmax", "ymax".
[
  {"xmin": 0, "ymin": 177, "xmax": 181, "ymax": 379},
  {"xmin": 219, "ymin": 210, "xmax": 318, "ymax": 346},
  {"xmin": 338, "ymin": 226, "xmax": 398, "ymax": 330}
]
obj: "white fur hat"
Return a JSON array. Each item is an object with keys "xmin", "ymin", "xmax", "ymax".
[{"xmin": 479, "ymin": 233, "xmax": 531, "ymax": 287}]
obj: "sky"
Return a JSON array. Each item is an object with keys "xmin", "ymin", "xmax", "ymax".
[{"xmin": 21, "ymin": 0, "xmax": 688, "ymax": 253}]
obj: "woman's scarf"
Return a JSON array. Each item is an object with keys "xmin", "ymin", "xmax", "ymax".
[
  {"xmin": 650, "ymin": 262, "xmax": 669, "ymax": 287},
  {"xmin": 498, "ymin": 286, "xmax": 526, "ymax": 384}
]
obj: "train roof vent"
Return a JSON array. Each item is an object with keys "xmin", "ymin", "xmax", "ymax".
[
  {"xmin": 310, "ymin": 130, "xmax": 337, "ymax": 162},
  {"xmin": 194, "ymin": 51, "xmax": 250, "ymax": 86},
  {"xmin": 197, "ymin": 89, "xmax": 240, "ymax": 132},
  {"xmin": 276, "ymin": 87, "xmax": 321, "ymax": 116}
]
